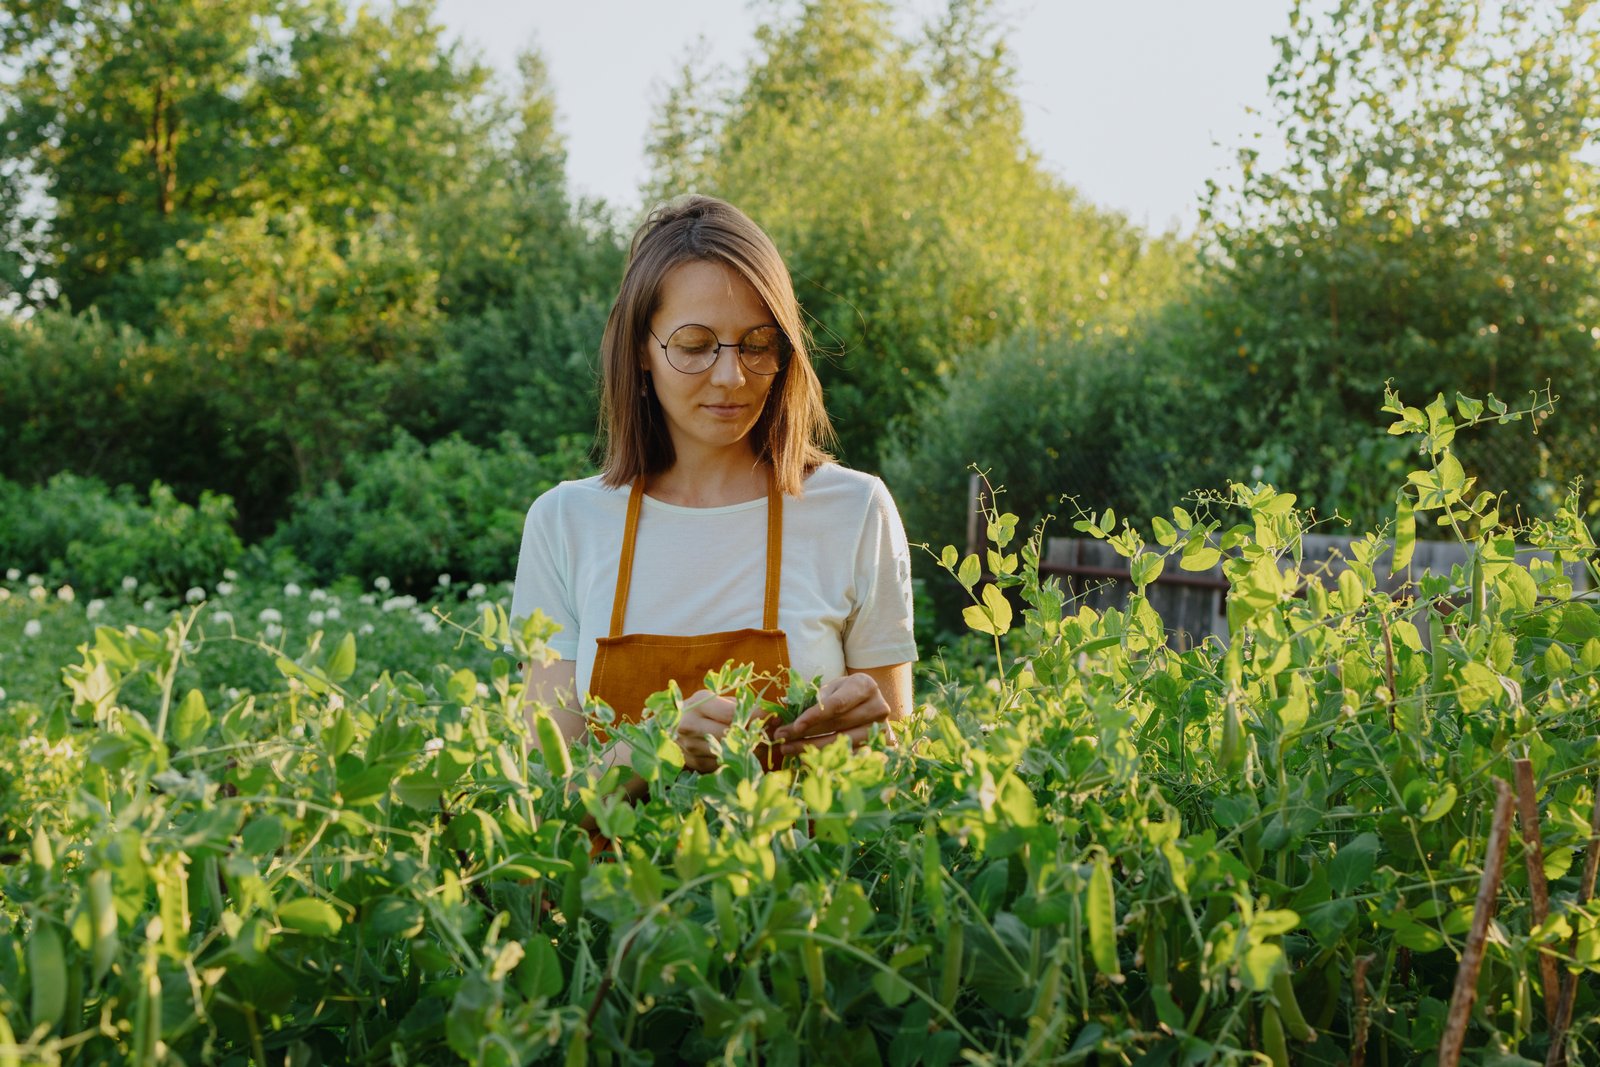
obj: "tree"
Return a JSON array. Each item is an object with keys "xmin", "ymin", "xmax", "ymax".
[
  {"xmin": 1200, "ymin": 0, "xmax": 1600, "ymax": 521},
  {"xmin": 647, "ymin": 0, "xmax": 1186, "ymax": 467}
]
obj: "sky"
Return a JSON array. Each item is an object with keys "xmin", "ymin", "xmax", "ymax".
[{"xmin": 431, "ymin": 0, "xmax": 1292, "ymax": 235}]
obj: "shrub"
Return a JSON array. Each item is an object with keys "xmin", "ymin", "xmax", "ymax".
[
  {"xmin": 0, "ymin": 473, "xmax": 242, "ymax": 597},
  {"xmin": 268, "ymin": 430, "xmax": 594, "ymax": 591}
]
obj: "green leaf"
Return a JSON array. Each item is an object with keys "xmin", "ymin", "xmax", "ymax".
[
  {"xmin": 1151, "ymin": 516, "xmax": 1178, "ymax": 547},
  {"xmin": 327, "ymin": 631, "xmax": 357, "ymax": 683},
  {"xmin": 172, "ymin": 688, "xmax": 211, "ymax": 749},
  {"xmin": 1419, "ymin": 783, "xmax": 1458, "ymax": 824},
  {"xmin": 1180, "ymin": 539, "xmax": 1220, "ymax": 571},
  {"xmin": 1130, "ymin": 552, "xmax": 1165, "ymax": 589},
  {"xmin": 1087, "ymin": 854, "xmax": 1120, "ymax": 978},
  {"xmin": 821, "ymin": 882, "xmax": 875, "ymax": 940},
  {"xmin": 1392, "ymin": 490, "xmax": 1415, "ymax": 573},
  {"xmin": 1329, "ymin": 833, "xmax": 1380, "ymax": 894},
  {"xmin": 327, "ymin": 706, "xmax": 355, "ymax": 759},
  {"xmin": 963, "ymin": 583, "xmax": 1013, "ymax": 636},
  {"xmin": 278, "ymin": 898, "xmax": 343, "ymax": 938},
  {"xmin": 1455, "ymin": 393, "xmax": 1484, "ymax": 421},
  {"xmin": 517, "ymin": 935, "xmax": 564, "ymax": 999},
  {"xmin": 957, "ymin": 554, "xmax": 981, "ymax": 592},
  {"xmin": 1240, "ymin": 941, "xmax": 1284, "ymax": 992},
  {"xmin": 940, "ymin": 545, "xmax": 959, "ymax": 569}
]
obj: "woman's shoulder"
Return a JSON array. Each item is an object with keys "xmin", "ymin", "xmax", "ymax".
[
  {"xmin": 525, "ymin": 474, "xmax": 627, "ymax": 523},
  {"xmin": 798, "ymin": 463, "xmax": 896, "ymax": 510}
]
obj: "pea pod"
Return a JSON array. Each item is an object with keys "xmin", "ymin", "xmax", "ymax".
[
  {"xmin": 88, "ymin": 868, "xmax": 118, "ymax": 984},
  {"xmin": 0, "ymin": 1011, "xmax": 21, "ymax": 1067},
  {"xmin": 802, "ymin": 940, "xmax": 826, "ymax": 999},
  {"xmin": 28, "ymin": 921, "xmax": 67, "ymax": 1031},
  {"xmin": 1219, "ymin": 692, "xmax": 1245, "ymax": 775},
  {"xmin": 940, "ymin": 922, "xmax": 964, "ymax": 1010},
  {"xmin": 1272, "ymin": 966, "xmax": 1315, "ymax": 1042},
  {"xmin": 1313, "ymin": 956, "xmax": 1341, "ymax": 1032},
  {"xmin": 1144, "ymin": 920, "xmax": 1183, "ymax": 1029},
  {"xmin": 1262, "ymin": 1002, "xmax": 1289, "ymax": 1067},
  {"xmin": 713, "ymin": 882, "xmax": 739, "ymax": 952},
  {"xmin": 534, "ymin": 711, "xmax": 571, "ymax": 778}
]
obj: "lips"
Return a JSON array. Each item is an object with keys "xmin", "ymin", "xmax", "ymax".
[{"xmin": 702, "ymin": 403, "xmax": 748, "ymax": 418}]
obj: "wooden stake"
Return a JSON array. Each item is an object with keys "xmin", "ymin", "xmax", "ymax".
[
  {"xmin": 1546, "ymin": 783, "xmax": 1600, "ymax": 1067},
  {"xmin": 1439, "ymin": 778, "xmax": 1514, "ymax": 1067},
  {"xmin": 1513, "ymin": 758, "xmax": 1559, "ymax": 1031}
]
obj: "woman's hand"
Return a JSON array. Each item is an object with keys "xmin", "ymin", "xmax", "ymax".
[
  {"xmin": 772, "ymin": 672, "xmax": 896, "ymax": 758},
  {"xmin": 677, "ymin": 689, "xmax": 737, "ymax": 773}
]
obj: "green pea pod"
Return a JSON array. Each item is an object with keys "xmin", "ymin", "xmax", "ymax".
[
  {"xmin": 563, "ymin": 1023, "xmax": 588, "ymax": 1067},
  {"xmin": 534, "ymin": 711, "xmax": 571, "ymax": 778},
  {"xmin": 1144, "ymin": 920, "xmax": 1183, "ymax": 1030},
  {"xmin": 1313, "ymin": 956, "xmax": 1341, "ymax": 1032},
  {"xmin": 803, "ymin": 940, "xmax": 826, "ymax": 999},
  {"xmin": 1262, "ymin": 1002, "xmax": 1289, "ymax": 1067},
  {"xmin": 28, "ymin": 921, "xmax": 67, "ymax": 1031},
  {"xmin": 88, "ymin": 869, "xmax": 117, "ymax": 984},
  {"xmin": 1087, "ymin": 854, "xmax": 1121, "ymax": 978},
  {"xmin": 1219, "ymin": 693, "xmax": 1244, "ymax": 775},
  {"xmin": 1273, "ymin": 966, "xmax": 1315, "ymax": 1042},
  {"xmin": 713, "ymin": 882, "xmax": 739, "ymax": 952},
  {"xmin": 940, "ymin": 923, "xmax": 964, "ymax": 1010}
]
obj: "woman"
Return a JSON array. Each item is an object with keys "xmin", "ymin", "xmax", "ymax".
[{"xmin": 511, "ymin": 195, "xmax": 915, "ymax": 785}]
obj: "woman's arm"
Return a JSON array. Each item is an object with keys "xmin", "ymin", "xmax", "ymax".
[{"xmin": 522, "ymin": 658, "xmax": 650, "ymax": 802}]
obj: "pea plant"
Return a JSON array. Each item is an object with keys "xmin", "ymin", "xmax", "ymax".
[{"xmin": 2, "ymin": 390, "xmax": 1598, "ymax": 1065}]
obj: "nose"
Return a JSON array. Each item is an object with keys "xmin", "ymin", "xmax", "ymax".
[{"xmin": 708, "ymin": 344, "xmax": 747, "ymax": 387}]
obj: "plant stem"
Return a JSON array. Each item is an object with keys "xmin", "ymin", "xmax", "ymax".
[
  {"xmin": 1439, "ymin": 778, "xmax": 1513, "ymax": 1067},
  {"xmin": 1512, "ymin": 758, "xmax": 1559, "ymax": 1031}
]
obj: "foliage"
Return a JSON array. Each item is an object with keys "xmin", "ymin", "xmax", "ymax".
[
  {"xmin": 0, "ymin": 0, "xmax": 496, "ymax": 322},
  {"xmin": 0, "ymin": 473, "xmax": 242, "ymax": 598},
  {"xmin": 266, "ymin": 431, "xmax": 595, "ymax": 594},
  {"xmin": 2, "ymin": 394, "xmax": 1599, "ymax": 1063},
  {"xmin": 647, "ymin": 0, "xmax": 1188, "ymax": 467},
  {"xmin": 1197, "ymin": 0, "xmax": 1600, "ymax": 525}
]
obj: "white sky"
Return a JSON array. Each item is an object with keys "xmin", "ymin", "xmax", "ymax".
[{"xmin": 431, "ymin": 0, "xmax": 1291, "ymax": 234}]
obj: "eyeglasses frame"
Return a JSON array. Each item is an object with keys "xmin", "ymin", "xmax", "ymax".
[{"xmin": 648, "ymin": 323, "xmax": 793, "ymax": 376}]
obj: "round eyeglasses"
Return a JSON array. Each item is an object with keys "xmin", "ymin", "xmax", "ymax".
[{"xmin": 650, "ymin": 323, "xmax": 792, "ymax": 376}]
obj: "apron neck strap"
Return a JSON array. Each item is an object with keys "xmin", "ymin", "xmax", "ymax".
[{"xmin": 608, "ymin": 469, "xmax": 784, "ymax": 638}]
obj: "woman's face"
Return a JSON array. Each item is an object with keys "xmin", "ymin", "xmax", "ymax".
[{"xmin": 645, "ymin": 258, "xmax": 779, "ymax": 463}]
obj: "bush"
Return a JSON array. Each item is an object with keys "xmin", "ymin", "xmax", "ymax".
[
  {"xmin": 268, "ymin": 430, "xmax": 594, "ymax": 592},
  {"xmin": 0, "ymin": 473, "xmax": 243, "ymax": 597}
]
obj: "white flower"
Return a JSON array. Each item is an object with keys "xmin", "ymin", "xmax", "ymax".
[
  {"xmin": 0, "ymin": 687, "xmax": 7, "ymax": 701},
  {"xmin": 263, "ymin": 622, "xmax": 283, "ymax": 640},
  {"xmin": 359, "ymin": 593, "xmax": 377, "ymax": 606},
  {"xmin": 307, "ymin": 610, "xmax": 325, "ymax": 626},
  {"xmin": 86, "ymin": 599, "xmax": 105, "ymax": 619},
  {"xmin": 57, "ymin": 585, "xmax": 75, "ymax": 603},
  {"xmin": 284, "ymin": 582, "xmax": 302, "ymax": 598},
  {"xmin": 2, "ymin": 586, "xmax": 14, "ymax": 601},
  {"xmin": 476, "ymin": 682, "xmax": 490, "ymax": 700},
  {"xmin": 211, "ymin": 610, "xmax": 233, "ymax": 626},
  {"xmin": 423, "ymin": 737, "xmax": 444, "ymax": 754},
  {"xmin": 216, "ymin": 581, "xmax": 234, "ymax": 596},
  {"xmin": 289, "ymin": 722, "xmax": 305, "ymax": 739},
  {"xmin": 467, "ymin": 582, "xmax": 486, "ymax": 599},
  {"xmin": 121, "ymin": 576, "xmax": 138, "ymax": 591},
  {"xmin": 258, "ymin": 607, "xmax": 282, "ymax": 624},
  {"xmin": 186, "ymin": 586, "xmax": 206, "ymax": 604},
  {"xmin": 4, "ymin": 568, "xmax": 18, "ymax": 581},
  {"xmin": 437, "ymin": 573, "xmax": 452, "ymax": 588},
  {"xmin": 225, "ymin": 686, "xmax": 241, "ymax": 703},
  {"xmin": 325, "ymin": 606, "xmax": 341, "ymax": 620},
  {"xmin": 382, "ymin": 595, "xmax": 417, "ymax": 613},
  {"xmin": 28, "ymin": 585, "xmax": 46, "ymax": 603},
  {"xmin": 27, "ymin": 573, "xmax": 44, "ymax": 587},
  {"xmin": 419, "ymin": 615, "xmax": 440, "ymax": 634},
  {"xmin": 143, "ymin": 599, "xmax": 157, "ymax": 613},
  {"xmin": 223, "ymin": 568, "xmax": 237, "ymax": 580},
  {"xmin": 374, "ymin": 576, "xmax": 391, "ymax": 592},
  {"xmin": 23, "ymin": 619, "xmax": 42, "ymax": 637},
  {"xmin": 359, "ymin": 623, "xmax": 375, "ymax": 635},
  {"xmin": 309, "ymin": 588, "xmax": 327, "ymax": 602},
  {"xmin": 327, "ymin": 692, "xmax": 344, "ymax": 711}
]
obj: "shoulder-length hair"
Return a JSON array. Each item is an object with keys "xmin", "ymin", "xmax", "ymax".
[{"xmin": 598, "ymin": 195, "xmax": 834, "ymax": 496}]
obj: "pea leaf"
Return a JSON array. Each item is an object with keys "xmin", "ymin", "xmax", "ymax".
[{"xmin": 278, "ymin": 898, "xmax": 343, "ymax": 938}]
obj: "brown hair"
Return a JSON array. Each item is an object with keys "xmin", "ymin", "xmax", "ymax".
[{"xmin": 598, "ymin": 195, "xmax": 834, "ymax": 496}]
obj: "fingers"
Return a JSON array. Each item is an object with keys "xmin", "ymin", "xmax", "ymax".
[
  {"xmin": 677, "ymin": 689, "xmax": 738, "ymax": 773},
  {"xmin": 775, "ymin": 674, "xmax": 887, "ymax": 741},
  {"xmin": 683, "ymin": 688, "xmax": 736, "ymax": 725},
  {"xmin": 777, "ymin": 720, "xmax": 896, "ymax": 759}
]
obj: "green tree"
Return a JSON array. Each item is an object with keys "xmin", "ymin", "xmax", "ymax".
[
  {"xmin": 0, "ymin": 0, "xmax": 494, "ymax": 323},
  {"xmin": 1200, "ymin": 0, "xmax": 1600, "ymax": 521},
  {"xmin": 647, "ymin": 0, "xmax": 1186, "ymax": 467}
]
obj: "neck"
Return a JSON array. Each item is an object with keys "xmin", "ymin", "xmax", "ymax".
[{"xmin": 648, "ymin": 444, "xmax": 768, "ymax": 507}]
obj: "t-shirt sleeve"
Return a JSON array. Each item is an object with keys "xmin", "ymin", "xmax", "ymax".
[
  {"xmin": 843, "ymin": 477, "xmax": 919, "ymax": 668},
  {"xmin": 510, "ymin": 488, "xmax": 581, "ymax": 661}
]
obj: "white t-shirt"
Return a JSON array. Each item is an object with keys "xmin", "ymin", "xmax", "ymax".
[{"xmin": 510, "ymin": 463, "xmax": 918, "ymax": 697}]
